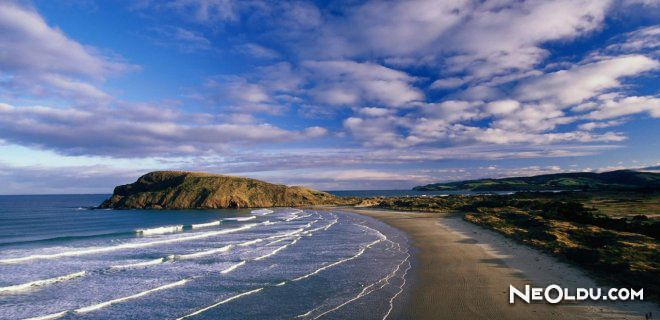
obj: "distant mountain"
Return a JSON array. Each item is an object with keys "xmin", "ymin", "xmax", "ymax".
[
  {"xmin": 413, "ymin": 170, "xmax": 660, "ymax": 191},
  {"xmin": 100, "ymin": 171, "xmax": 340, "ymax": 209}
]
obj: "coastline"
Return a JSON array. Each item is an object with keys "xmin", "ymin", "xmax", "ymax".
[{"xmin": 342, "ymin": 207, "xmax": 659, "ymax": 320}]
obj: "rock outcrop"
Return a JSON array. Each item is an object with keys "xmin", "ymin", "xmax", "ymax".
[{"xmin": 99, "ymin": 171, "xmax": 339, "ymax": 209}]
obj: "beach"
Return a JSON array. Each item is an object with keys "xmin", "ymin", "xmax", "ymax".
[{"xmin": 346, "ymin": 208, "xmax": 659, "ymax": 320}]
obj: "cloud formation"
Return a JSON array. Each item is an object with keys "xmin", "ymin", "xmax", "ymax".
[
  {"xmin": 0, "ymin": 102, "xmax": 327, "ymax": 157},
  {"xmin": 0, "ymin": 0, "xmax": 658, "ymax": 192},
  {"xmin": 0, "ymin": 1, "xmax": 134, "ymax": 102}
]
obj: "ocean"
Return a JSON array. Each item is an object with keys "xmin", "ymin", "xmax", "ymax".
[{"xmin": 0, "ymin": 195, "xmax": 410, "ymax": 320}]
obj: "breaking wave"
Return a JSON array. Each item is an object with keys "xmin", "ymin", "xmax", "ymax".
[
  {"xmin": 0, "ymin": 271, "xmax": 86, "ymax": 294},
  {"xmin": 251, "ymin": 209, "xmax": 274, "ymax": 215},
  {"xmin": 0, "ymin": 224, "xmax": 259, "ymax": 264},
  {"xmin": 136, "ymin": 225, "xmax": 184, "ymax": 236},
  {"xmin": 191, "ymin": 220, "xmax": 221, "ymax": 229}
]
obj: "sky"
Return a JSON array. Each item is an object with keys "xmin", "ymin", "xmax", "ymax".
[{"xmin": 0, "ymin": 0, "xmax": 658, "ymax": 194}]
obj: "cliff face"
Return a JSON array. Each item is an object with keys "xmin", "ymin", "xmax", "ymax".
[{"xmin": 99, "ymin": 171, "xmax": 339, "ymax": 209}]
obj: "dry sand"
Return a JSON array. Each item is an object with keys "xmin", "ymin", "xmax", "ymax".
[{"xmin": 345, "ymin": 208, "xmax": 659, "ymax": 320}]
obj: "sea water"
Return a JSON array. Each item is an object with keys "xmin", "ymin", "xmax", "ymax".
[{"xmin": 0, "ymin": 195, "xmax": 410, "ymax": 319}]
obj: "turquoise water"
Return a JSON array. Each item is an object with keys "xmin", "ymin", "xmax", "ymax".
[{"xmin": 0, "ymin": 195, "xmax": 410, "ymax": 319}]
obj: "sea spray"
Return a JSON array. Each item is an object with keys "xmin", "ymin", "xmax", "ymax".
[
  {"xmin": 0, "ymin": 271, "xmax": 86, "ymax": 294},
  {"xmin": 136, "ymin": 225, "xmax": 184, "ymax": 235}
]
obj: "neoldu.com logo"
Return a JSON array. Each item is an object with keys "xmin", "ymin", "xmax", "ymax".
[{"xmin": 509, "ymin": 284, "xmax": 644, "ymax": 304}]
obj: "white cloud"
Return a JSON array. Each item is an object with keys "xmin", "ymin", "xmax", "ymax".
[
  {"xmin": 235, "ymin": 43, "xmax": 280, "ymax": 59},
  {"xmin": 147, "ymin": 26, "xmax": 212, "ymax": 52},
  {"xmin": 303, "ymin": 60, "xmax": 423, "ymax": 107},
  {"xmin": 515, "ymin": 55, "xmax": 658, "ymax": 105},
  {"xmin": 0, "ymin": 2, "xmax": 134, "ymax": 102},
  {"xmin": 0, "ymin": 103, "xmax": 328, "ymax": 157},
  {"xmin": 166, "ymin": 0, "xmax": 239, "ymax": 23},
  {"xmin": 430, "ymin": 77, "xmax": 467, "ymax": 89},
  {"xmin": 358, "ymin": 107, "xmax": 395, "ymax": 117},
  {"xmin": 581, "ymin": 94, "xmax": 660, "ymax": 120},
  {"xmin": 445, "ymin": 0, "xmax": 611, "ymax": 79},
  {"xmin": 603, "ymin": 25, "xmax": 660, "ymax": 57},
  {"xmin": 578, "ymin": 119, "xmax": 627, "ymax": 131}
]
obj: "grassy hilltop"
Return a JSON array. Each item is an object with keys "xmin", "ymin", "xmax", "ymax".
[
  {"xmin": 99, "ymin": 171, "xmax": 345, "ymax": 209},
  {"xmin": 413, "ymin": 170, "xmax": 660, "ymax": 191}
]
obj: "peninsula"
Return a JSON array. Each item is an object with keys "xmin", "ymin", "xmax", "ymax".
[{"xmin": 99, "ymin": 171, "xmax": 341, "ymax": 209}]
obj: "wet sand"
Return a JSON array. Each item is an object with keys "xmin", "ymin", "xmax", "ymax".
[{"xmin": 345, "ymin": 208, "xmax": 659, "ymax": 320}]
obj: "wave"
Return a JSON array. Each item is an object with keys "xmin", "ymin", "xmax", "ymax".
[
  {"xmin": 255, "ymin": 237, "xmax": 301, "ymax": 261},
  {"xmin": 293, "ymin": 239, "xmax": 381, "ymax": 282},
  {"xmin": 110, "ymin": 257, "xmax": 171, "ymax": 270},
  {"xmin": 0, "ymin": 223, "xmax": 259, "ymax": 264},
  {"xmin": 238, "ymin": 238, "xmax": 264, "ymax": 247},
  {"xmin": 0, "ymin": 231, "xmax": 137, "ymax": 248},
  {"xmin": 176, "ymin": 245, "xmax": 233, "ymax": 260},
  {"xmin": 220, "ymin": 260, "xmax": 246, "ymax": 274},
  {"xmin": 285, "ymin": 213, "xmax": 312, "ymax": 221},
  {"xmin": 75, "ymin": 279, "xmax": 190, "ymax": 314},
  {"xmin": 303, "ymin": 241, "xmax": 411, "ymax": 320},
  {"xmin": 191, "ymin": 220, "xmax": 221, "ymax": 229},
  {"xmin": 175, "ymin": 287, "xmax": 264, "ymax": 320},
  {"xmin": 0, "ymin": 271, "xmax": 86, "ymax": 294},
  {"xmin": 24, "ymin": 311, "xmax": 69, "ymax": 320},
  {"xmin": 22, "ymin": 278, "xmax": 189, "ymax": 319},
  {"xmin": 136, "ymin": 225, "xmax": 184, "ymax": 236},
  {"xmin": 251, "ymin": 209, "xmax": 274, "ymax": 215},
  {"xmin": 223, "ymin": 216, "xmax": 256, "ymax": 222}
]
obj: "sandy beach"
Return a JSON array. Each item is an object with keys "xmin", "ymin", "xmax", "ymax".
[{"xmin": 346, "ymin": 208, "xmax": 659, "ymax": 320}]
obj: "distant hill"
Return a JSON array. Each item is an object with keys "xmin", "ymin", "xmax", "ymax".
[
  {"xmin": 413, "ymin": 170, "xmax": 660, "ymax": 191},
  {"xmin": 99, "ymin": 171, "xmax": 340, "ymax": 209}
]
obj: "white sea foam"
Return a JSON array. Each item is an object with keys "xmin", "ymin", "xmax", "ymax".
[
  {"xmin": 238, "ymin": 238, "xmax": 264, "ymax": 246},
  {"xmin": 255, "ymin": 237, "xmax": 301, "ymax": 261},
  {"xmin": 251, "ymin": 209, "xmax": 274, "ymax": 215},
  {"xmin": 24, "ymin": 310, "xmax": 68, "ymax": 320},
  {"xmin": 285, "ymin": 213, "xmax": 312, "ymax": 221},
  {"xmin": 176, "ymin": 245, "xmax": 233, "ymax": 260},
  {"xmin": 293, "ymin": 239, "xmax": 381, "ymax": 282},
  {"xmin": 26, "ymin": 278, "xmax": 191, "ymax": 319},
  {"xmin": 223, "ymin": 216, "xmax": 256, "ymax": 222},
  {"xmin": 136, "ymin": 225, "xmax": 184, "ymax": 235},
  {"xmin": 220, "ymin": 260, "xmax": 246, "ymax": 274},
  {"xmin": 110, "ymin": 257, "xmax": 170, "ymax": 270},
  {"xmin": 0, "ymin": 271, "xmax": 86, "ymax": 294},
  {"xmin": 191, "ymin": 220, "xmax": 221, "ymax": 229},
  {"xmin": 176, "ymin": 288, "xmax": 264, "ymax": 320},
  {"xmin": 0, "ymin": 224, "xmax": 259, "ymax": 264},
  {"xmin": 305, "ymin": 241, "xmax": 411, "ymax": 320},
  {"xmin": 75, "ymin": 279, "xmax": 190, "ymax": 313}
]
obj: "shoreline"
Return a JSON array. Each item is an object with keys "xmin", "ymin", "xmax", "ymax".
[{"xmin": 342, "ymin": 207, "xmax": 659, "ymax": 320}]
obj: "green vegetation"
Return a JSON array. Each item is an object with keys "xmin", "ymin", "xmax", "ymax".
[
  {"xmin": 413, "ymin": 170, "xmax": 660, "ymax": 191},
  {"xmin": 100, "ymin": 171, "xmax": 354, "ymax": 209},
  {"xmin": 365, "ymin": 191, "xmax": 660, "ymax": 299}
]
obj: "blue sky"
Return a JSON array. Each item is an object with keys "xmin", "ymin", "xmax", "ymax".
[{"xmin": 0, "ymin": 0, "xmax": 658, "ymax": 194}]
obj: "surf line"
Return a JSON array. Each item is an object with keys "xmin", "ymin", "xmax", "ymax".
[
  {"xmin": 293, "ymin": 239, "xmax": 382, "ymax": 282},
  {"xmin": 176, "ymin": 287, "xmax": 264, "ymax": 320},
  {"xmin": 0, "ymin": 223, "xmax": 260, "ymax": 264},
  {"xmin": 303, "ymin": 241, "xmax": 411, "ymax": 320},
  {"xmin": 135, "ymin": 225, "xmax": 184, "ymax": 236},
  {"xmin": 24, "ymin": 278, "xmax": 192, "ymax": 320},
  {"xmin": 0, "ymin": 271, "xmax": 86, "ymax": 294}
]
